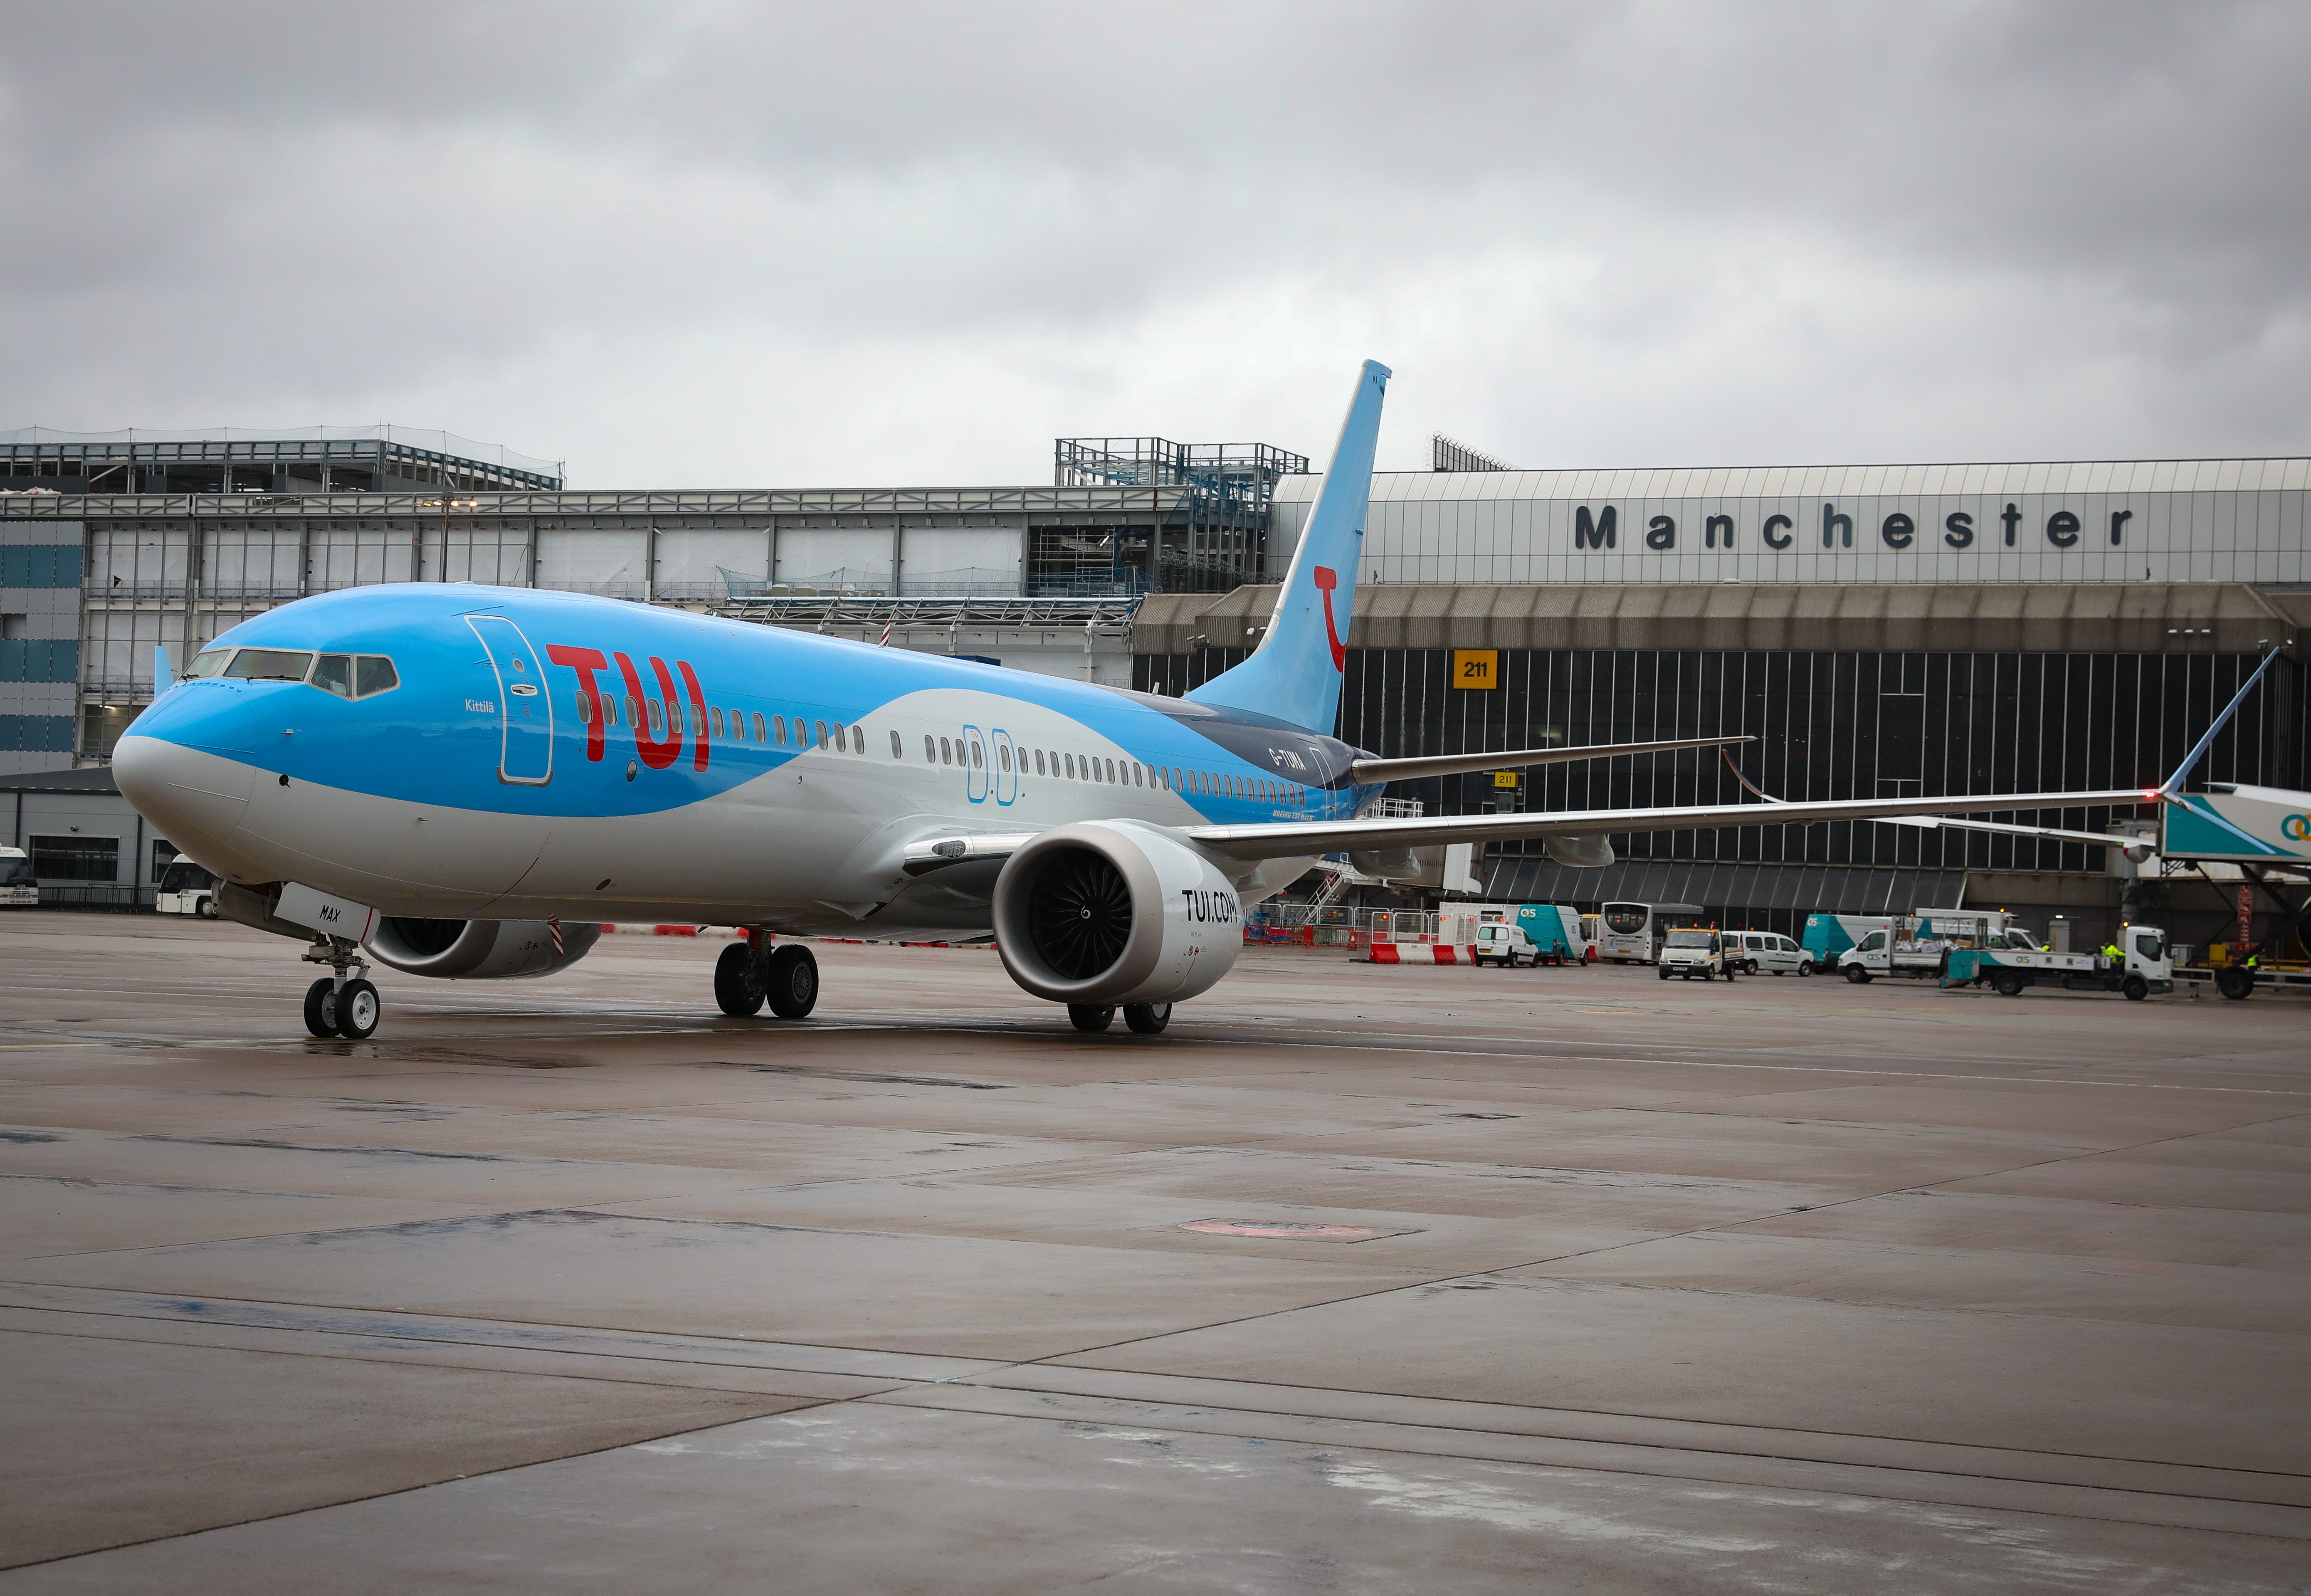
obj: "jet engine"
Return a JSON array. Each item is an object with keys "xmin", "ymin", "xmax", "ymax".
[
  {"xmin": 1543, "ymin": 834, "xmax": 1615, "ymax": 869},
  {"xmin": 365, "ymin": 917, "xmax": 602, "ymax": 980},
  {"xmin": 991, "ymin": 822, "xmax": 1241, "ymax": 1007}
]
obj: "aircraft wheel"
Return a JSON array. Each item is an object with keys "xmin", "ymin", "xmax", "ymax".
[
  {"xmin": 1123, "ymin": 1003, "xmax": 1172, "ymax": 1035},
  {"xmin": 1069, "ymin": 1003, "xmax": 1116, "ymax": 1033},
  {"xmin": 335, "ymin": 979, "xmax": 380, "ymax": 1040},
  {"xmin": 2216, "ymin": 966, "xmax": 2254, "ymax": 1001},
  {"xmin": 764, "ymin": 945, "xmax": 818, "ymax": 1018},
  {"xmin": 714, "ymin": 942, "xmax": 767, "ymax": 1016},
  {"xmin": 302, "ymin": 978, "xmax": 338, "ymax": 1038},
  {"xmin": 2122, "ymin": 975, "xmax": 2148, "ymax": 1002}
]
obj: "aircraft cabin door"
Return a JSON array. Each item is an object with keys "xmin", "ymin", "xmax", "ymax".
[
  {"xmin": 464, "ymin": 614, "xmax": 554, "ymax": 786},
  {"xmin": 962, "ymin": 726, "xmax": 988, "ymax": 803},
  {"xmin": 992, "ymin": 729, "xmax": 1017, "ymax": 805}
]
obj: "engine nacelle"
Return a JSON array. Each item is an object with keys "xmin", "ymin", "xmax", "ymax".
[
  {"xmin": 992, "ymin": 822, "xmax": 1242, "ymax": 1006},
  {"xmin": 365, "ymin": 917, "xmax": 602, "ymax": 980},
  {"xmin": 1543, "ymin": 834, "xmax": 1616, "ymax": 869}
]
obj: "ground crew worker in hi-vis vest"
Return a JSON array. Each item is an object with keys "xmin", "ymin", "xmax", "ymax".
[{"xmin": 2101, "ymin": 941, "xmax": 2123, "ymax": 965}]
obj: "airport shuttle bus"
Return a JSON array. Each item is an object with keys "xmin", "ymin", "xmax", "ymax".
[
  {"xmin": 1597, "ymin": 901, "xmax": 1705, "ymax": 964},
  {"xmin": 0, "ymin": 846, "xmax": 35, "ymax": 907}
]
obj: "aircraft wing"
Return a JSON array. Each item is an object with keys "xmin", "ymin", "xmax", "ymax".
[
  {"xmin": 1347, "ymin": 735, "xmax": 1750, "ymax": 784},
  {"xmin": 1183, "ymin": 789, "xmax": 2150, "ymax": 863}
]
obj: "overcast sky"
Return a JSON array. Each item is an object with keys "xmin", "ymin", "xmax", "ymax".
[{"xmin": 3, "ymin": 1, "xmax": 2306, "ymax": 485}]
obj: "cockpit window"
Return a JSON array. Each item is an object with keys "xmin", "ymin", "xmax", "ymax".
[
  {"xmin": 311, "ymin": 654, "xmax": 354, "ymax": 698},
  {"xmin": 225, "ymin": 649, "xmax": 314, "ymax": 682},
  {"xmin": 356, "ymin": 656, "xmax": 399, "ymax": 697},
  {"xmin": 184, "ymin": 648, "xmax": 233, "ymax": 679}
]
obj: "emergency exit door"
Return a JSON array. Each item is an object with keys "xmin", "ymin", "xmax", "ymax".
[{"xmin": 464, "ymin": 613, "xmax": 554, "ymax": 786}]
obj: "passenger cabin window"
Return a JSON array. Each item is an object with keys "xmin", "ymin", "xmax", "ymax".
[
  {"xmin": 753, "ymin": 712, "xmax": 766, "ymax": 742},
  {"xmin": 1035, "ymin": 749, "xmax": 1046, "ymax": 775},
  {"xmin": 890, "ymin": 730, "xmax": 903, "ymax": 758},
  {"xmin": 816, "ymin": 720, "xmax": 829, "ymax": 750},
  {"xmin": 647, "ymin": 699, "xmax": 663, "ymax": 734},
  {"xmin": 998, "ymin": 744, "xmax": 1011, "ymax": 771},
  {"xmin": 850, "ymin": 724, "xmax": 862, "ymax": 751},
  {"xmin": 226, "ymin": 649, "xmax": 313, "ymax": 682},
  {"xmin": 971, "ymin": 740, "xmax": 983, "ymax": 768},
  {"xmin": 711, "ymin": 708, "xmax": 725, "ymax": 739},
  {"xmin": 311, "ymin": 654, "xmax": 353, "ymax": 698},
  {"xmin": 773, "ymin": 715, "xmax": 787, "ymax": 745},
  {"xmin": 923, "ymin": 735, "xmax": 936, "ymax": 762},
  {"xmin": 941, "ymin": 738, "xmax": 953, "ymax": 765},
  {"xmin": 184, "ymin": 648, "xmax": 233, "ymax": 679},
  {"xmin": 576, "ymin": 692, "xmax": 592, "ymax": 723}
]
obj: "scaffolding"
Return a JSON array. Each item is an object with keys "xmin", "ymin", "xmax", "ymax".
[{"xmin": 1053, "ymin": 437, "xmax": 1308, "ymax": 595}]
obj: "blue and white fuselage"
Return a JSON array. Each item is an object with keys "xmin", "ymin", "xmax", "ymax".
[{"xmin": 117, "ymin": 583, "xmax": 1375, "ymax": 935}]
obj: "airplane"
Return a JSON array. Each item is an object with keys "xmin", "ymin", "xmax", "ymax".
[{"xmin": 113, "ymin": 360, "xmax": 2147, "ymax": 1039}]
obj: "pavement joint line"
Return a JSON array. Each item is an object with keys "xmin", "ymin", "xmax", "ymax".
[
  {"xmin": 0, "ymin": 1394, "xmax": 859, "ymax": 1579},
  {"xmin": 848, "ymin": 1383, "xmax": 2311, "ymax": 1538},
  {"xmin": 0, "ymin": 1282, "xmax": 1003, "ymax": 1383},
  {"xmin": 867, "ymin": 1375, "xmax": 2311, "ymax": 1507},
  {"xmin": 15, "ymin": 1287, "xmax": 2301, "ymax": 1529}
]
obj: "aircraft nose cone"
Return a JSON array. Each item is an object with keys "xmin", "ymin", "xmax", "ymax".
[{"xmin": 114, "ymin": 732, "xmax": 254, "ymax": 860}]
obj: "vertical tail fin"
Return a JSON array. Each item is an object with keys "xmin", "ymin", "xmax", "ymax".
[{"xmin": 1187, "ymin": 360, "xmax": 1390, "ymax": 732}]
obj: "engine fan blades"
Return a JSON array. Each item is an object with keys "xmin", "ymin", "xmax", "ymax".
[{"xmin": 1029, "ymin": 851, "xmax": 1135, "ymax": 980}]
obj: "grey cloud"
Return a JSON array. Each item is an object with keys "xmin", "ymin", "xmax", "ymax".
[{"xmin": 1, "ymin": 2, "xmax": 2305, "ymax": 481}]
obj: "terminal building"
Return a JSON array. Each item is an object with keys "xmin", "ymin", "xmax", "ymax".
[{"xmin": 3, "ymin": 423, "xmax": 2304, "ymax": 951}]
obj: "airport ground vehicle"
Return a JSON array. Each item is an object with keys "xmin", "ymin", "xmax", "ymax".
[
  {"xmin": 1513, "ymin": 904, "xmax": 1587, "ymax": 964},
  {"xmin": 154, "ymin": 858, "xmax": 221, "ymax": 918},
  {"xmin": 1471, "ymin": 922, "xmax": 1542, "ymax": 967},
  {"xmin": 1837, "ymin": 909, "xmax": 2039, "ymax": 983},
  {"xmin": 1943, "ymin": 924, "xmax": 2173, "ymax": 1001},
  {"xmin": 1599, "ymin": 901, "xmax": 1706, "ymax": 964},
  {"xmin": 1728, "ymin": 929, "xmax": 1811, "ymax": 975},
  {"xmin": 0, "ymin": 846, "xmax": 35, "ymax": 907},
  {"xmin": 1657, "ymin": 926, "xmax": 1735, "ymax": 981}
]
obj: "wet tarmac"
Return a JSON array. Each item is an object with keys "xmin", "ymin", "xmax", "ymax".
[{"xmin": 1, "ymin": 912, "xmax": 2307, "ymax": 1592}]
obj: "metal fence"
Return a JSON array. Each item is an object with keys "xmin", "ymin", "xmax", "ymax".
[{"xmin": 36, "ymin": 884, "xmax": 152, "ymax": 913}]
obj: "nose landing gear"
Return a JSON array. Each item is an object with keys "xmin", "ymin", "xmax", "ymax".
[{"xmin": 301, "ymin": 937, "xmax": 382, "ymax": 1039}]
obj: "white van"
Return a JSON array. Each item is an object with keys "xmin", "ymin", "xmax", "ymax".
[
  {"xmin": 1729, "ymin": 930, "xmax": 1813, "ymax": 976},
  {"xmin": 1657, "ymin": 927, "xmax": 1735, "ymax": 981},
  {"xmin": 0, "ymin": 846, "xmax": 35, "ymax": 908}
]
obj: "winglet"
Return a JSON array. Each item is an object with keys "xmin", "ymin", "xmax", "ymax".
[
  {"xmin": 2160, "ymin": 642, "xmax": 2287, "ymax": 797},
  {"xmin": 1187, "ymin": 361, "xmax": 1390, "ymax": 731},
  {"xmin": 153, "ymin": 644, "xmax": 174, "ymax": 695}
]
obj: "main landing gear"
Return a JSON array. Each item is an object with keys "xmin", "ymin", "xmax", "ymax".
[
  {"xmin": 301, "ymin": 936, "xmax": 381, "ymax": 1040},
  {"xmin": 716, "ymin": 933, "xmax": 819, "ymax": 1019},
  {"xmin": 1068, "ymin": 1002, "xmax": 1172, "ymax": 1035}
]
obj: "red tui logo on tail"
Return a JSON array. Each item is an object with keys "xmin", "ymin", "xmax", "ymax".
[{"xmin": 1313, "ymin": 566, "xmax": 1347, "ymax": 671}]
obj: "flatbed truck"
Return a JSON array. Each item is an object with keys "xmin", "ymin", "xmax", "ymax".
[{"xmin": 1941, "ymin": 924, "xmax": 2173, "ymax": 1001}]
